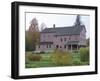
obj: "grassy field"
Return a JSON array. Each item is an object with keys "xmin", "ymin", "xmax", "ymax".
[
  {"xmin": 25, "ymin": 51, "xmax": 89, "ymax": 68},
  {"xmin": 25, "ymin": 52, "xmax": 55, "ymax": 68}
]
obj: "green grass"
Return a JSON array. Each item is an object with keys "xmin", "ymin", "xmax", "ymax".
[
  {"xmin": 25, "ymin": 52, "xmax": 55, "ymax": 68},
  {"xmin": 25, "ymin": 51, "xmax": 89, "ymax": 68}
]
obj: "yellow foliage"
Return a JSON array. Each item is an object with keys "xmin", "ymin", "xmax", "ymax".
[{"xmin": 51, "ymin": 49, "xmax": 72, "ymax": 65}]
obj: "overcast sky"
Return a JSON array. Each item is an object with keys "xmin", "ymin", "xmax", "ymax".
[{"xmin": 26, "ymin": 13, "xmax": 90, "ymax": 38}]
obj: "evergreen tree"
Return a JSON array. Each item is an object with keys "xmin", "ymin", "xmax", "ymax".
[{"xmin": 74, "ymin": 15, "xmax": 81, "ymax": 26}]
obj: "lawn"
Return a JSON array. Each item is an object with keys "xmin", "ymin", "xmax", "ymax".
[
  {"xmin": 25, "ymin": 51, "xmax": 89, "ymax": 68},
  {"xmin": 25, "ymin": 52, "xmax": 55, "ymax": 68}
]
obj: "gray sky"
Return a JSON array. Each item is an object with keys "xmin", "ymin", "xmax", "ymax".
[{"xmin": 26, "ymin": 13, "xmax": 90, "ymax": 38}]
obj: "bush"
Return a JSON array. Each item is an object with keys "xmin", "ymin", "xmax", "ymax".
[
  {"xmin": 79, "ymin": 47, "xmax": 89, "ymax": 62},
  {"xmin": 26, "ymin": 53, "xmax": 42, "ymax": 61},
  {"xmin": 51, "ymin": 49, "xmax": 72, "ymax": 66},
  {"xmin": 73, "ymin": 59, "xmax": 81, "ymax": 65},
  {"xmin": 40, "ymin": 51, "xmax": 45, "ymax": 54},
  {"xmin": 73, "ymin": 50, "xmax": 79, "ymax": 53}
]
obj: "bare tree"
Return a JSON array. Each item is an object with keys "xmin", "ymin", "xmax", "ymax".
[
  {"xmin": 29, "ymin": 18, "xmax": 39, "ymax": 32},
  {"xmin": 26, "ymin": 18, "xmax": 40, "ymax": 51},
  {"xmin": 40, "ymin": 23, "xmax": 47, "ymax": 31}
]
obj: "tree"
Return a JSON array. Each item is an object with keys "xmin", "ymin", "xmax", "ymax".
[
  {"xmin": 25, "ymin": 31, "xmax": 40, "ymax": 51},
  {"xmin": 25, "ymin": 31, "xmax": 35, "ymax": 51},
  {"xmin": 26, "ymin": 18, "xmax": 40, "ymax": 51},
  {"xmin": 40, "ymin": 23, "xmax": 47, "ymax": 31},
  {"xmin": 74, "ymin": 15, "xmax": 82, "ymax": 26},
  {"xmin": 86, "ymin": 38, "xmax": 90, "ymax": 47},
  {"xmin": 29, "ymin": 18, "xmax": 39, "ymax": 32}
]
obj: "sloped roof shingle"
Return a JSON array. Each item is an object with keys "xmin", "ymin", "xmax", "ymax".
[{"xmin": 41, "ymin": 25, "xmax": 86, "ymax": 36}]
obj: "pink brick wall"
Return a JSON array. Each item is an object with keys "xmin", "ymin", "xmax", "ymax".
[
  {"xmin": 53, "ymin": 35, "xmax": 80, "ymax": 49},
  {"xmin": 79, "ymin": 27, "xmax": 86, "ymax": 45},
  {"xmin": 40, "ymin": 33, "xmax": 55, "ymax": 42}
]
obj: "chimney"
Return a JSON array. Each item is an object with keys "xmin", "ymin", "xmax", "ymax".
[{"xmin": 53, "ymin": 24, "xmax": 55, "ymax": 28}]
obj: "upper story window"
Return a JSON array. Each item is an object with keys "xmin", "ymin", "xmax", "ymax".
[
  {"xmin": 55, "ymin": 35, "xmax": 57, "ymax": 38},
  {"xmin": 64, "ymin": 38, "xmax": 66, "ymax": 41},
  {"xmin": 75, "ymin": 36, "xmax": 78, "ymax": 40},
  {"xmin": 61, "ymin": 38, "xmax": 63, "ymax": 42},
  {"xmin": 43, "ymin": 35, "xmax": 45, "ymax": 38},
  {"xmin": 69, "ymin": 37, "xmax": 71, "ymax": 40}
]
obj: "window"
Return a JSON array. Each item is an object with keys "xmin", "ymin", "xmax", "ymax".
[
  {"xmin": 47, "ymin": 45, "xmax": 48, "ymax": 48},
  {"xmin": 60, "ymin": 46, "xmax": 62, "ymax": 48},
  {"xmin": 75, "ymin": 36, "xmax": 78, "ymax": 40},
  {"xmin": 64, "ymin": 38, "xmax": 66, "ymax": 41},
  {"xmin": 55, "ymin": 35, "xmax": 57, "ymax": 38},
  {"xmin": 56, "ymin": 45, "xmax": 59, "ymax": 48},
  {"xmin": 64, "ymin": 45, "xmax": 66, "ymax": 49},
  {"xmin": 61, "ymin": 38, "xmax": 63, "ymax": 42},
  {"xmin": 49, "ymin": 45, "xmax": 51, "ymax": 48},
  {"xmin": 69, "ymin": 37, "xmax": 71, "ymax": 40}
]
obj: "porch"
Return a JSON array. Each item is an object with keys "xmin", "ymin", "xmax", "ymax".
[{"xmin": 66, "ymin": 41, "xmax": 79, "ymax": 52}]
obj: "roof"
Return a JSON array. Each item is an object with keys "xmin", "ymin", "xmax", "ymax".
[
  {"xmin": 41, "ymin": 25, "xmax": 86, "ymax": 36},
  {"xmin": 66, "ymin": 41, "xmax": 79, "ymax": 45}
]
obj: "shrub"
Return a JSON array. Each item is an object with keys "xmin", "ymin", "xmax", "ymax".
[
  {"xmin": 73, "ymin": 59, "xmax": 81, "ymax": 65},
  {"xmin": 79, "ymin": 47, "xmax": 89, "ymax": 62},
  {"xmin": 26, "ymin": 53, "xmax": 42, "ymax": 61},
  {"xmin": 51, "ymin": 49, "xmax": 72, "ymax": 66},
  {"xmin": 40, "ymin": 51, "xmax": 45, "ymax": 54},
  {"xmin": 73, "ymin": 50, "xmax": 79, "ymax": 53}
]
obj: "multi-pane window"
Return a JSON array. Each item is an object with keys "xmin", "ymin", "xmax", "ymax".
[
  {"xmin": 69, "ymin": 36, "xmax": 71, "ymax": 40},
  {"xmin": 49, "ymin": 45, "xmax": 51, "ymax": 48},
  {"xmin": 64, "ymin": 38, "xmax": 66, "ymax": 41},
  {"xmin": 64, "ymin": 45, "xmax": 66, "ymax": 49},
  {"xmin": 47, "ymin": 45, "xmax": 48, "ymax": 48},
  {"xmin": 61, "ymin": 38, "xmax": 63, "ymax": 42},
  {"xmin": 47, "ymin": 44, "xmax": 51, "ymax": 48}
]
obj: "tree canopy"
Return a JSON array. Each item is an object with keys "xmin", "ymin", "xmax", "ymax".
[
  {"xmin": 26, "ymin": 18, "xmax": 40, "ymax": 51},
  {"xmin": 74, "ymin": 15, "xmax": 82, "ymax": 26}
]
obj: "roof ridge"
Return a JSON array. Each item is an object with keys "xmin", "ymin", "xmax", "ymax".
[
  {"xmin": 41, "ymin": 25, "xmax": 85, "ymax": 35},
  {"xmin": 45, "ymin": 25, "xmax": 74, "ymax": 29},
  {"xmin": 43, "ymin": 25, "xmax": 85, "ymax": 30}
]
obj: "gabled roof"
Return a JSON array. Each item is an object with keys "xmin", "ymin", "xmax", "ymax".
[{"xmin": 41, "ymin": 25, "xmax": 86, "ymax": 36}]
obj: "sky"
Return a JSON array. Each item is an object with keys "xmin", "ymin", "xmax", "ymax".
[{"xmin": 25, "ymin": 12, "xmax": 90, "ymax": 38}]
